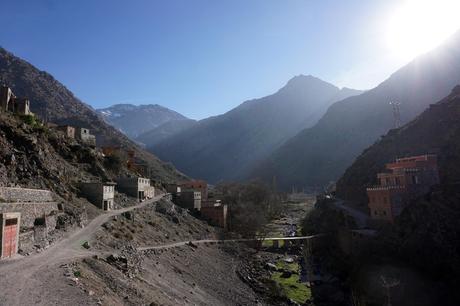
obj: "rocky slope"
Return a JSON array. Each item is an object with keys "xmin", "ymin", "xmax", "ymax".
[
  {"xmin": 97, "ymin": 103, "xmax": 190, "ymax": 139},
  {"xmin": 151, "ymin": 75, "xmax": 362, "ymax": 183},
  {"xmin": 253, "ymin": 30, "xmax": 460, "ymax": 190},
  {"xmin": 71, "ymin": 199, "xmax": 266, "ymax": 306},
  {"xmin": 135, "ymin": 118, "xmax": 197, "ymax": 147},
  {"xmin": 0, "ymin": 47, "xmax": 185, "ymax": 183},
  {"xmin": 336, "ymin": 85, "xmax": 460, "ymax": 205},
  {"xmin": 329, "ymin": 86, "xmax": 460, "ymax": 305}
]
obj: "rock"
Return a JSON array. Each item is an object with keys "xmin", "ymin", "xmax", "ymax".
[
  {"xmin": 82, "ymin": 241, "xmax": 90, "ymax": 249},
  {"xmin": 284, "ymin": 257, "xmax": 294, "ymax": 263},
  {"xmin": 265, "ymin": 262, "xmax": 278, "ymax": 271}
]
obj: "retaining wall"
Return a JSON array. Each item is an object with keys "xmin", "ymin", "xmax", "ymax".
[{"xmin": 0, "ymin": 187, "xmax": 54, "ymax": 203}]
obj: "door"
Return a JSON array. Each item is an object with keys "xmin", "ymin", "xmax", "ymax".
[
  {"xmin": 103, "ymin": 200, "xmax": 108, "ymax": 211},
  {"xmin": 3, "ymin": 218, "xmax": 18, "ymax": 258}
]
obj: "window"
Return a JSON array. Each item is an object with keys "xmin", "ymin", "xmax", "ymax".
[
  {"xmin": 383, "ymin": 197, "xmax": 387, "ymax": 204},
  {"xmin": 395, "ymin": 177, "xmax": 401, "ymax": 185}
]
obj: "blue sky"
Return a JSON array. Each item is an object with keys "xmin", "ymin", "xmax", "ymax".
[{"xmin": 0, "ymin": 0, "xmax": 427, "ymax": 119}]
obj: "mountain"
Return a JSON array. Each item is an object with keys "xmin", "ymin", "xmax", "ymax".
[
  {"xmin": 97, "ymin": 104, "xmax": 189, "ymax": 139},
  {"xmin": 150, "ymin": 75, "xmax": 363, "ymax": 183},
  {"xmin": 252, "ymin": 31, "xmax": 460, "ymax": 190},
  {"xmin": 136, "ymin": 118, "xmax": 197, "ymax": 147},
  {"xmin": 0, "ymin": 47, "xmax": 186, "ymax": 183},
  {"xmin": 336, "ymin": 85, "xmax": 460, "ymax": 205}
]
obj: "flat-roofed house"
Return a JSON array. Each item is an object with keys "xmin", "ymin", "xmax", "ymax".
[
  {"xmin": 0, "ymin": 86, "xmax": 15, "ymax": 112},
  {"xmin": 56, "ymin": 125, "xmax": 76, "ymax": 139},
  {"xmin": 367, "ymin": 154, "xmax": 440, "ymax": 222},
  {"xmin": 80, "ymin": 182, "xmax": 116, "ymax": 211},
  {"xmin": 177, "ymin": 190, "xmax": 201, "ymax": 210},
  {"xmin": 116, "ymin": 177, "xmax": 154, "ymax": 201},
  {"xmin": 76, "ymin": 127, "xmax": 96, "ymax": 147}
]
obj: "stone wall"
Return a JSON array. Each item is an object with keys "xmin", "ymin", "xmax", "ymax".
[
  {"xmin": 0, "ymin": 187, "xmax": 55, "ymax": 203},
  {"xmin": 0, "ymin": 202, "xmax": 60, "ymax": 229}
]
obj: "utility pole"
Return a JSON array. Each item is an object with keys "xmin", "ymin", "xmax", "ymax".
[
  {"xmin": 381, "ymin": 275, "xmax": 400, "ymax": 306},
  {"xmin": 389, "ymin": 101, "xmax": 401, "ymax": 128}
]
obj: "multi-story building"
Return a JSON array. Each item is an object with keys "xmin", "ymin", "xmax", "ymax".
[
  {"xmin": 116, "ymin": 177, "xmax": 154, "ymax": 201},
  {"xmin": 367, "ymin": 154, "xmax": 440, "ymax": 222},
  {"xmin": 177, "ymin": 190, "xmax": 201, "ymax": 210},
  {"xmin": 80, "ymin": 182, "xmax": 116, "ymax": 211},
  {"xmin": 181, "ymin": 180, "xmax": 208, "ymax": 200}
]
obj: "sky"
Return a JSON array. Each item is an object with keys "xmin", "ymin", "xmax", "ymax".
[{"xmin": 1, "ymin": 0, "xmax": 459, "ymax": 119}]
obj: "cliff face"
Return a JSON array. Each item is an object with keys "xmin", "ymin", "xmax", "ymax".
[
  {"xmin": 0, "ymin": 47, "xmax": 186, "ymax": 183},
  {"xmin": 336, "ymin": 85, "xmax": 460, "ymax": 205}
]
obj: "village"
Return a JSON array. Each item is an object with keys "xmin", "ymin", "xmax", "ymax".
[
  {"xmin": 0, "ymin": 85, "xmax": 228, "ymax": 260},
  {"xmin": 0, "ymin": 84, "xmax": 449, "ymax": 305}
]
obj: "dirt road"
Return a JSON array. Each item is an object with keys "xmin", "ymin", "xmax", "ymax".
[{"xmin": 0, "ymin": 195, "xmax": 164, "ymax": 306}]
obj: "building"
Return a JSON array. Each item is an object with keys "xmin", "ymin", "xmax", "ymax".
[
  {"xmin": 0, "ymin": 86, "xmax": 33, "ymax": 115},
  {"xmin": 14, "ymin": 98, "xmax": 32, "ymax": 115},
  {"xmin": 201, "ymin": 203, "xmax": 228, "ymax": 229},
  {"xmin": 75, "ymin": 127, "xmax": 96, "ymax": 147},
  {"xmin": 80, "ymin": 182, "xmax": 116, "ymax": 211},
  {"xmin": 177, "ymin": 190, "xmax": 201, "ymax": 210},
  {"xmin": 56, "ymin": 125, "xmax": 76, "ymax": 139},
  {"xmin": 0, "ymin": 212, "xmax": 21, "ymax": 259},
  {"xmin": 116, "ymin": 177, "xmax": 154, "ymax": 201},
  {"xmin": 0, "ymin": 86, "xmax": 15, "ymax": 112},
  {"xmin": 367, "ymin": 154, "xmax": 440, "ymax": 222},
  {"xmin": 181, "ymin": 180, "xmax": 208, "ymax": 200}
]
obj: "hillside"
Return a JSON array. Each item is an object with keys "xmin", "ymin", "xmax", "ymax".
[
  {"xmin": 97, "ymin": 103, "xmax": 189, "ymax": 139},
  {"xmin": 151, "ymin": 75, "xmax": 362, "ymax": 183},
  {"xmin": 336, "ymin": 85, "xmax": 460, "ymax": 205},
  {"xmin": 252, "ymin": 31, "xmax": 460, "ymax": 190},
  {"xmin": 136, "ymin": 118, "xmax": 197, "ymax": 147},
  {"xmin": 0, "ymin": 47, "xmax": 185, "ymax": 183}
]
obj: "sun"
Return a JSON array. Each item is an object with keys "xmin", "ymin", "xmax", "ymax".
[{"xmin": 386, "ymin": 0, "xmax": 460, "ymax": 61}]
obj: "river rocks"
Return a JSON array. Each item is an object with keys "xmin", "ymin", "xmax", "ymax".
[{"xmin": 265, "ymin": 262, "xmax": 278, "ymax": 271}]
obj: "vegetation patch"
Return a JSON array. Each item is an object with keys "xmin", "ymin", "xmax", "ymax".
[{"xmin": 271, "ymin": 260, "xmax": 311, "ymax": 304}]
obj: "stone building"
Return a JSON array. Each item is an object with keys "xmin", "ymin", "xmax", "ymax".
[
  {"xmin": 201, "ymin": 202, "xmax": 228, "ymax": 229},
  {"xmin": 56, "ymin": 125, "xmax": 76, "ymax": 139},
  {"xmin": 177, "ymin": 190, "xmax": 201, "ymax": 211},
  {"xmin": 181, "ymin": 180, "xmax": 208, "ymax": 200},
  {"xmin": 76, "ymin": 127, "xmax": 96, "ymax": 147},
  {"xmin": 0, "ymin": 86, "xmax": 15, "ymax": 112},
  {"xmin": 14, "ymin": 98, "xmax": 31, "ymax": 115},
  {"xmin": 367, "ymin": 154, "xmax": 440, "ymax": 222},
  {"xmin": 0, "ymin": 86, "xmax": 32, "ymax": 115},
  {"xmin": 80, "ymin": 182, "xmax": 116, "ymax": 211},
  {"xmin": 0, "ymin": 212, "xmax": 21, "ymax": 259},
  {"xmin": 116, "ymin": 177, "xmax": 154, "ymax": 201},
  {"xmin": 0, "ymin": 187, "xmax": 60, "ymax": 229}
]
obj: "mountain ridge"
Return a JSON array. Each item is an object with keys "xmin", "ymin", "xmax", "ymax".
[
  {"xmin": 97, "ymin": 103, "xmax": 189, "ymax": 138},
  {"xmin": 251, "ymin": 31, "xmax": 460, "ymax": 190},
  {"xmin": 150, "ymin": 75, "xmax": 363, "ymax": 183}
]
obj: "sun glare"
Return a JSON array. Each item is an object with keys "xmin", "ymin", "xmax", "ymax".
[{"xmin": 386, "ymin": 0, "xmax": 460, "ymax": 61}]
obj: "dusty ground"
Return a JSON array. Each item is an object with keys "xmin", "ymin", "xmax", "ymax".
[{"xmin": 71, "ymin": 199, "xmax": 265, "ymax": 305}]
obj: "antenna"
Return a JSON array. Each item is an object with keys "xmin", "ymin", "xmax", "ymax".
[{"xmin": 389, "ymin": 101, "xmax": 401, "ymax": 128}]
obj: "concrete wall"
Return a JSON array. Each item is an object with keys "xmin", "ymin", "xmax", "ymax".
[
  {"xmin": 0, "ymin": 187, "xmax": 54, "ymax": 203},
  {"xmin": 117, "ymin": 177, "xmax": 151, "ymax": 199},
  {"xmin": 0, "ymin": 202, "xmax": 59, "ymax": 229},
  {"xmin": 201, "ymin": 204, "xmax": 227, "ymax": 228}
]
